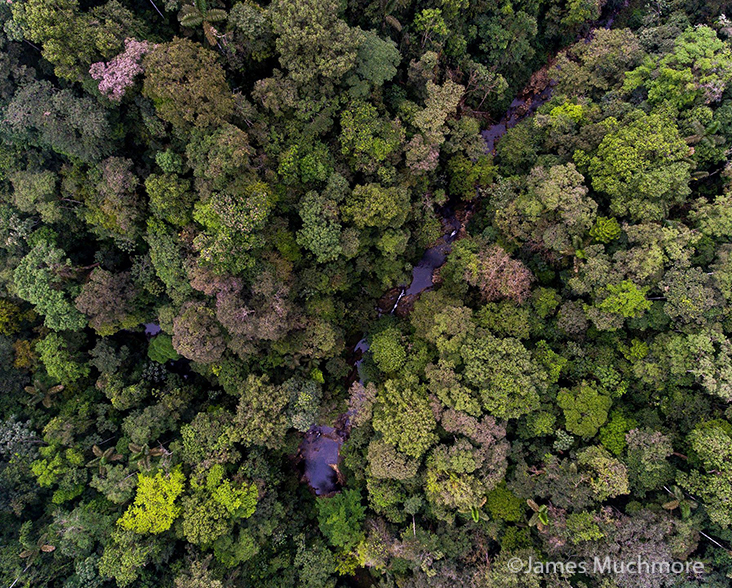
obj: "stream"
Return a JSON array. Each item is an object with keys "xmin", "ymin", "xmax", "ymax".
[
  {"xmin": 297, "ymin": 2, "xmax": 625, "ymax": 498},
  {"xmin": 298, "ymin": 76, "xmax": 551, "ymax": 494},
  {"xmin": 298, "ymin": 210, "xmax": 464, "ymax": 495},
  {"xmin": 297, "ymin": 142, "xmax": 527, "ymax": 496},
  {"xmin": 298, "ymin": 80, "xmax": 552, "ymax": 495}
]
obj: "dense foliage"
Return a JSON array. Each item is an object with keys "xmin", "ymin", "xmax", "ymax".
[{"xmin": 2, "ymin": 0, "xmax": 732, "ymax": 586}]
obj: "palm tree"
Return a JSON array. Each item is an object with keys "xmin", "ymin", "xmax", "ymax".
[
  {"xmin": 86, "ymin": 445, "xmax": 123, "ymax": 476},
  {"xmin": 24, "ymin": 381, "xmax": 64, "ymax": 409},
  {"xmin": 178, "ymin": 0, "xmax": 228, "ymax": 47},
  {"xmin": 663, "ymin": 485, "xmax": 697, "ymax": 520},
  {"xmin": 684, "ymin": 120, "xmax": 726, "ymax": 152},
  {"xmin": 129, "ymin": 443, "xmax": 167, "ymax": 471},
  {"xmin": 19, "ymin": 534, "xmax": 55, "ymax": 570},
  {"xmin": 527, "ymin": 499, "xmax": 550, "ymax": 531},
  {"xmin": 378, "ymin": 0, "xmax": 411, "ymax": 32}
]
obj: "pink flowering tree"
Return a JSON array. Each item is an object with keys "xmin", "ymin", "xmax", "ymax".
[{"xmin": 90, "ymin": 39, "xmax": 153, "ymax": 102}]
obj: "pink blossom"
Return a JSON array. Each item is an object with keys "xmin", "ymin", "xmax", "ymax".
[{"xmin": 90, "ymin": 39, "xmax": 153, "ymax": 102}]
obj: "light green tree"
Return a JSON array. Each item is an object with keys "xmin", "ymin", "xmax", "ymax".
[
  {"xmin": 584, "ymin": 111, "xmax": 691, "ymax": 221},
  {"xmin": 118, "ymin": 467, "xmax": 185, "ymax": 534}
]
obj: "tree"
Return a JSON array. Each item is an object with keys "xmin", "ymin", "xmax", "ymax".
[
  {"xmin": 232, "ymin": 373, "xmax": 290, "ymax": 450},
  {"xmin": 142, "ymin": 38, "xmax": 234, "ymax": 130},
  {"xmin": 339, "ymin": 101, "xmax": 404, "ymax": 174},
  {"xmin": 615, "ymin": 222, "xmax": 696, "ymax": 284},
  {"xmin": 181, "ymin": 464, "xmax": 257, "ymax": 545},
  {"xmin": 492, "ymin": 164, "xmax": 596, "ymax": 254},
  {"xmin": 269, "ymin": 0, "xmax": 361, "ymax": 92},
  {"xmin": 86, "ymin": 445, "xmax": 122, "ymax": 476},
  {"xmin": 178, "ymin": 0, "xmax": 227, "ymax": 47},
  {"xmin": 293, "ymin": 536, "xmax": 337, "ymax": 588},
  {"xmin": 584, "ymin": 111, "xmax": 692, "ymax": 221},
  {"xmin": 31, "ymin": 443, "xmax": 86, "ymax": 504},
  {"xmin": 479, "ymin": 549, "xmax": 543, "ymax": 588},
  {"xmin": 485, "ymin": 482, "xmax": 525, "ymax": 522},
  {"xmin": 625, "ymin": 428, "xmax": 674, "ymax": 496},
  {"xmin": 458, "ymin": 61, "xmax": 509, "ymax": 114},
  {"xmin": 463, "ymin": 245, "xmax": 533, "ymax": 304},
  {"xmin": 145, "ymin": 219, "xmax": 193, "ymax": 303},
  {"xmin": 624, "ymin": 26, "xmax": 732, "ymax": 109},
  {"xmin": 284, "ymin": 377, "xmax": 323, "ymax": 432},
  {"xmin": 412, "ymin": 295, "xmax": 475, "ymax": 362},
  {"xmin": 123, "ymin": 402, "xmax": 177, "ymax": 447},
  {"xmin": 342, "ymin": 183, "xmax": 410, "ymax": 230},
  {"xmin": 347, "ymin": 381, "xmax": 377, "ymax": 428},
  {"xmin": 90, "ymin": 38, "xmax": 152, "ymax": 102},
  {"xmin": 691, "ymin": 193, "xmax": 732, "ymax": 240},
  {"xmin": 677, "ymin": 423, "xmax": 732, "ymax": 528},
  {"xmin": 145, "ymin": 173, "xmax": 195, "ymax": 227},
  {"xmin": 185, "ymin": 123, "xmax": 253, "ymax": 196},
  {"xmin": 447, "ymin": 154, "xmax": 496, "ymax": 200},
  {"xmin": 13, "ymin": 241, "xmax": 87, "ymax": 331},
  {"xmin": 98, "ymin": 527, "xmax": 161, "ymax": 586},
  {"xmin": 370, "ymin": 327, "xmax": 407, "ymax": 373},
  {"xmin": 23, "ymin": 380, "xmax": 64, "ymax": 410},
  {"xmin": 460, "ymin": 333, "xmax": 546, "ymax": 419},
  {"xmin": 75, "ymin": 269, "xmax": 139, "ymax": 335},
  {"xmin": 424, "ymin": 468, "xmax": 489, "ymax": 522},
  {"xmin": 317, "ymin": 488, "xmax": 365, "ymax": 550},
  {"xmin": 413, "ymin": 9, "xmax": 448, "ymax": 49},
  {"xmin": 172, "ymin": 302, "xmax": 226, "ymax": 363},
  {"xmin": 173, "ymin": 556, "xmax": 224, "ymax": 588},
  {"xmin": 557, "ymin": 382, "xmax": 612, "ymax": 439},
  {"xmin": 372, "ymin": 376, "xmax": 437, "ymax": 459},
  {"xmin": 406, "ymin": 80, "xmax": 464, "ymax": 174},
  {"xmin": 277, "ymin": 140, "xmax": 333, "ymax": 185},
  {"xmin": 192, "ymin": 180, "xmax": 273, "ymax": 274},
  {"xmin": 552, "ymin": 29, "xmax": 644, "ymax": 98},
  {"xmin": 51, "ymin": 503, "xmax": 115, "ymax": 559},
  {"xmin": 588, "ymin": 280, "xmax": 650, "ymax": 330},
  {"xmin": 118, "ymin": 467, "xmax": 185, "ymax": 534},
  {"xmin": 9, "ymin": 170, "xmax": 61, "ymax": 223},
  {"xmin": 426, "ymin": 360, "xmax": 481, "ymax": 416},
  {"xmin": 561, "ymin": 0, "xmax": 604, "ymax": 27},
  {"xmin": 367, "ymin": 440, "xmax": 419, "ymax": 480},
  {"xmin": 81, "ymin": 156, "xmax": 142, "ymax": 243},
  {"xmin": 476, "ymin": 8, "xmax": 537, "ymax": 78},
  {"xmin": 35, "ymin": 333, "xmax": 89, "ymax": 385},
  {"xmin": 599, "ymin": 411, "xmax": 637, "ymax": 456},
  {"xmin": 10, "ymin": 0, "xmax": 145, "ymax": 82},
  {"xmin": 351, "ymin": 30, "xmax": 400, "ymax": 90},
  {"xmin": 296, "ymin": 187, "xmax": 344, "ymax": 264},
  {"xmin": 659, "ymin": 266, "xmax": 720, "ymax": 325},
  {"xmin": 576, "ymin": 445, "xmax": 629, "ymax": 501},
  {"xmin": 641, "ymin": 330, "xmax": 732, "ymax": 402},
  {"xmin": 180, "ymin": 408, "xmax": 238, "ymax": 466},
  {"xmin": 211, "ymin": 267, "xmax": 297, "ymax": 348},
  {"xmin": 424, "ymin": 433, "xmax": 504, "ymax": 520},
  {"xmin": 228, "ymin": 1, "xmax": 275, "ymax": 62},
  {"xmin": 3, "ymin": 81, "xmax": 113, "ymax": 162},
  {"xmin": 589, "ymin": 216, "xmax": 622, "ymax": 243}
]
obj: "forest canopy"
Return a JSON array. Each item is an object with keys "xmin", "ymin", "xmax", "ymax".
[{"xmin": 2, "ymin": 0, "xmax": 732, "ymax": 587}]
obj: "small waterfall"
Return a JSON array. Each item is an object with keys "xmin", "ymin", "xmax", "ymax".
[{"xmin": 390, "ymin": 287, "xmax": 406, "ymax": 314}]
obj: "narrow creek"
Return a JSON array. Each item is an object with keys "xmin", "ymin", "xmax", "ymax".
[
  {"xmin": 297, "ymin": 209, "xmax": 464, "ymax": 495},
  {"xmin": 297, "ymin": 3, "xmax": 625, "ymax": 497},
  {"xmin": 297, "ymin": 112, "xmax": 542, "ymax": 496},
  {"xmin": 297, "ymin": 208, "xmax": 465, "ymax": 495}
]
